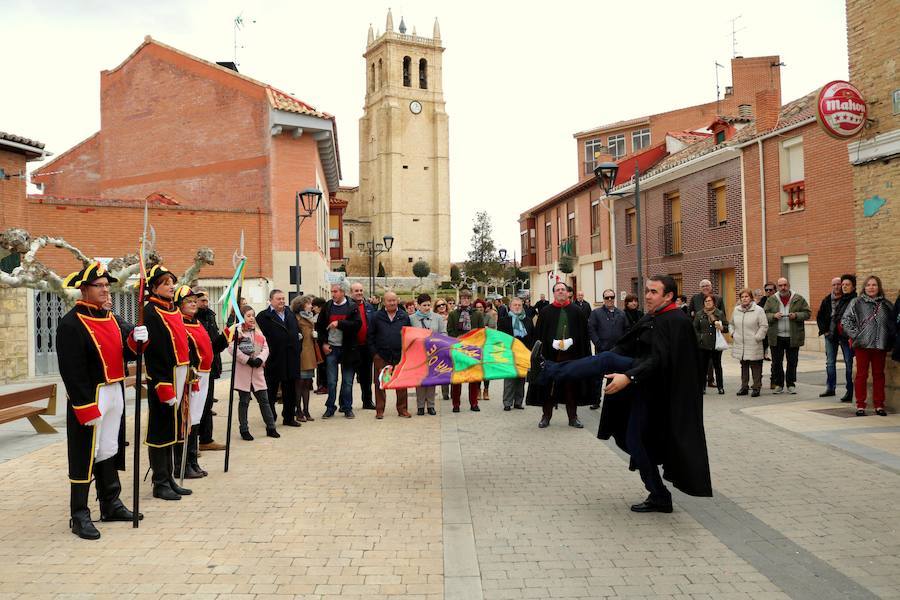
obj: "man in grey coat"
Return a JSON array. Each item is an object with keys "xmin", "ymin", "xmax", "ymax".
[
  {"xmin": 764, "ymin": 277, "xmax": 811, "ymax": 394},
  {"xmin": 588, "ymin": 289, "xmax": 629, "ymax": 409}
]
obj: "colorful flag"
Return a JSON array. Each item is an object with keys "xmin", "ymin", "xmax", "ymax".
[
  {"xmin": 379, "ymin": 327, "xmax": 532, "ymax": 390},
  {"xmin": 218, "ymin": 257, "xmax": 247, "ymax": 325}
]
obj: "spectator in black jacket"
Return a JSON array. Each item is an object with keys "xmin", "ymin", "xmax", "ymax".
[
  {"xmin": 573, "ymin": 290, "xmax": 592, "ymax": 320},
  {"xmin": 497, "ymin": 297, "xmax": 534, "ymax": 410},
  {"xmin": 367, "ymin": 291, "xmax": 411, "ymax": 419},
  {"xmin": 758, "ymin": 283, "xmax": 776, "ymax": 361},
  {"xmin": 195, "ymin": 290, "xmax": 226, "ymax": 450},
  {"xmin": 587, "ymin": 289, "xmax": 629, "ymax": 409},
  {"xmin": 315, "ymin": 282, "xmax": 361, "ymax": 418},
  {"xmin": 256, "ymin": 289, "xmax": 302, "ymax": 427},
  {"xmin": 817, "ymin": 275, "xmax": 856, "ymax": 401}
]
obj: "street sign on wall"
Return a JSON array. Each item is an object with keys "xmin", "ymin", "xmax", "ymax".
[{"xmin": 816, "ymin": 80, "xmax": 867, "ymax": 139}]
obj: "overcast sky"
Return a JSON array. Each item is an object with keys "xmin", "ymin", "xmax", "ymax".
[{"xmin": 4, "ymin": 0, "xmax": 848, "ymax": 262}]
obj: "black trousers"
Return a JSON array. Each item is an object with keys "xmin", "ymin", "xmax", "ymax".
[
  {"xmin": 699, "ymin": 349, "xmax": 724, "ymax": 389},
  {"xmin": 356, "ymin": 345, "xmax": 374, "ymax": 406},
  {"xmin": 266, "ymin": 374, "xmax": 297, "ymax": 423},
  {"xmin": 771, "ymin": 337, "xmax": 799, "ymax": 387},
  {"xmin": 198, "ymin": 377, "xmax": 216, "ymax": 444}
]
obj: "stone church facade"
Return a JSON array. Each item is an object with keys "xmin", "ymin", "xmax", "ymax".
[{"xmin": 337, "ymin": 11, "xmax": 451, "ymax": 280}]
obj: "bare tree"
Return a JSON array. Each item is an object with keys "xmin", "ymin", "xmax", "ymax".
[{"xmin": 0, "ymin": 228, "xmax": 214, "ymax": 306}]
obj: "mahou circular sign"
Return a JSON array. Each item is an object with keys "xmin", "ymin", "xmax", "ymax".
[{"xmin": 816, "ymin": 80, "xmax": 867, "ymax": 139}]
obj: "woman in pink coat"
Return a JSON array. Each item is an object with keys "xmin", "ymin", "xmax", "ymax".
[{"xmin": 232, "ymin": 305, "xmax": 279, "ymax": 440}]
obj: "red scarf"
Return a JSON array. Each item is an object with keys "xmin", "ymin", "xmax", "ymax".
[
  {"xmin": 779, "ymin": 293, "xmax": 791, "ymax": 306},
  {"xmin": 357, "ymin": 301, "xmax": 368, "ymax": 344},
  {"xmin": 655, "ymin": 302, "xmax": 679, "ymax": 315},
  {"xmin": 552, "ymin": 300, "xmax": 571, "ymax": 308}
]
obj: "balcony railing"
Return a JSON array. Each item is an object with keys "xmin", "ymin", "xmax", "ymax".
[
  {"xmin": 783, "ymin": 180, "xmax": 805, "ymax": 211},
  {"xmin": 658, "ymin": 221, "xmax": 682, "ymax": 256},
  {"xmin": 559, "ymin": 235, "xmax": 577, "ymax": 258}
]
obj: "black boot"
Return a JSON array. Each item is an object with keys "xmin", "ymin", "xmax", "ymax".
[
  {"xmin": 95, "ymin": 458, "xmax": 143, "ymax": 522},
  {"xmin": 167, "ymin": 446, "xmax": 193, "ymax": 495},
  {"xmin": 839, "ymin": 390, "xmax": 853, "ymax": 403},
  {"xmin": 70, "ymin": 482, "xmax": 100, "ymax": 540},
  {"xmin": 186, "ymin": 430, "xmax": 206, "ymax": 478},
  {"xmin": 149, "ymin": 446, "xmax": 180, "ymax": 501}
]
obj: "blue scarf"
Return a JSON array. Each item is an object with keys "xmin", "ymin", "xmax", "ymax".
[
  {"xmin": 510, "ymin": 310, "xmax": 527, "ymax": 338},
  {"xmin": 414, "ymin": 309, "xmax": 433, "ymax": 328}
]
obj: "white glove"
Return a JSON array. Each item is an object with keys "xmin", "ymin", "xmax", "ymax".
[
  {"xmin": 132, "ymin": 325, "xmax": 148, "ymax": 343},
  {"xmin": 164, "ymin": 398, "xmax": 178, "ymax": 407},
  {"xmin": 312, "ymin": 330, "xmax": 318, "ymax": 339},
  {"xmin": 552, "ymin": 339, "xmax": 562, "ymax": 350},
  {"xmin": 85, "ymin": 417, "xmax": 102, "ymax": 427},
  {"xmin": 561, "ymin": 338, "xmax": 573, "ymax": 351},
  {"xmin": 298, "ymin": 332, "xmax": 303, "ymax": 340}
]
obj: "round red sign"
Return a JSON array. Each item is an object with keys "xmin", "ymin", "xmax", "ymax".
[{"xmin": 816, "ymin": 80, "xmax": 867, "ymax": 139}]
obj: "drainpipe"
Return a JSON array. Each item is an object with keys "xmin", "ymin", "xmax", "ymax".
[{"xmin": 757, "ymin": 139, "xmax": 767, "ymax": 284}]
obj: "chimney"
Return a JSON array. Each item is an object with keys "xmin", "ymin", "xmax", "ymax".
[
  {"xmin": 738, "ymin": 104, "xmax": 752, "ymax": 118},
  {"xmin": 755, "ymin": 89, "xmax": 780, "ymax": 132}
]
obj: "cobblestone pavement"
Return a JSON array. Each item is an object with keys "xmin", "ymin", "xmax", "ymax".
[{"xmin": 0, "ymin": 351, "xmax": 898, "ymax": 599}]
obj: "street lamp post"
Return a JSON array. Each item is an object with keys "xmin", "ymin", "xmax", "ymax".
[
  {"xmin": 294, "ymin": 187, "xmax": 323, "ymax": 297},
  {"xmin": 594, "ymin": 162, "xmax": 642, "ymax": 309},
  {"xmin": 498, "ymin": 248, "xmax": 526, "ymax": 296},
  {"xmin": 357, "ymin": 234, "xmax": 394, "ymax": 297}
]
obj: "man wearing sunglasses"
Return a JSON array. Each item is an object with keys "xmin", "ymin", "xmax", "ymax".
[{"xmin": 587, "ymin": 289, "xmax": 629, "ymax": 410}]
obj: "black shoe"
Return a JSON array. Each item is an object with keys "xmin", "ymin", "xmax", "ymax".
[
  {"xmin": 503, "ymin": 406, "xmax": 512, "ymax": 411},
  {"xmin": 514, "ymin": 405, "xmax": 524, "ymax": 410},
  {"xmin": 427, "ymin": 407, "xmax": 436, "ymax": 415},
  {"xmin": 736, "ymin": 388, "xmax": 749, "ymax": 396},
  {"xmin": 751, "ymin": 389, "xmax": 760, "ymax": 397},
  {"xmin": 568, "ymin": 419, "xmax": 584, "ymax": 429},
  {"xmin": 417, "ymin": 408, "xmax": 425, "ymax": 416},
  {"xmin": 470, "ymin": 405, "xmax": 480, "ymax": 412},
  {"xmin": 452, "ymin": 407, "xmax": 460, "ymax": 413},
  {"xmin": 856, "ymin": 409, "xmax": 866, "ymax": 416},
  {"xmin": 283, "ymin": 419, "xmax": 301, "ymax": 427},
  {"xmin": 589, "ymin": 403, "xmax": 600, "ymax": 410},
  {"xmin": 94, "ymin": 458, "xmax": 143, "ymax": 521},
  {"xmin": 168, "ymin": 477, "xmax": 192, "ymax": 496},
  {"xmin": 362, "ymin": 401, "xmax": 376, "ymax": 410},
  {"xmin": 538, "ymin": 417, "xmax": 550, "ymax": 428},
  {"xmin": 101, "ymin": 504, "xmax": 142, "ymax": 522},
  {"xmin": 345, "ymin": 410, "xmax": 355, "ymax": 419},
  {"xmin": 152, "ymin": 483, "xmax": 181, "ymax": 501},
  {"xmin": 183, "ymin": 464, "xmax": 204, "ymax": 479},
  {"xmin": 241, "ymin": 431, "xmax": 254, "ymax": 441},
  {"xmin": 819, "ymin": 389, "xmax": 836, "ymax": 397},
  {"xmin": 840, "ymin": 392, "xmax": 853, "ymax": 403},
  {"xmin": 322, "ymin": 409, "xmax": 336, "ymax": 418},
  {"xmin": 527, "ymin": 341, "xmax": 543, "ymax": 383},
  {"xmin": 266, "ymin": 428, "xmax": 281, "ymax": 438},
  {"xmin": 876, "ymin": 408, "xmax": 887, "ymax": 417},
  {"xmin": 718, "ymin": 388, "xmax": 725, "ymax": 395},
  {"xmin": 70, "ymin": 516, "xmax": 101, "ymax": 540},
  {"xmin": 630, "ymin": 500, "xmax": 673, "ymax": 513}
]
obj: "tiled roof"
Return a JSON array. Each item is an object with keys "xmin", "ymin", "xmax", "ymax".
[
  {"xmin": 28, "ymin": 191, "xmax": 180, "ymax": 207},
  {"xmin": 266, "ymin": 87, "xmax": 332, "ymax": 119},
  {"xmin": 667, "ymin": 130, "xmax": 711, "ymax": 144},
  {"xmin": 574, "ymin": 116, "xmax": 650, "ymax": 138},
  {"xmin": 0, "ymin": 132, "xmax": 46, "ymax": 150}
]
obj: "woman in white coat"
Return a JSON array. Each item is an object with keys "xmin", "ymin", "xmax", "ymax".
[{"xmin": 730, "ymin": 288, "xmax": 769, "ymax": 397}]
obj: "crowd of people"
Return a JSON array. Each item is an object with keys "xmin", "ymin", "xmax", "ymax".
[{"xmin": 56, "ymin": 259, "xmax": 899, "ymax": 538}]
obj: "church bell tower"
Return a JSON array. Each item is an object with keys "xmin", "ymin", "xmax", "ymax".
[{"xmin": 351, "ymin": 10, "xmax": 451, "ymax": 279}]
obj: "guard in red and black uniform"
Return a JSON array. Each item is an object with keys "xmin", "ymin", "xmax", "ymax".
[
  {"xmin": 143, "ymin": 265, "xmax": 195, "ymax": 500},
  {"xmin": 57, "ymin": 262, "xmax": 147, "ymax": 540},
  {"xmin": 175, "ymin": 285, "xmax": 229, "ymax": 479}
]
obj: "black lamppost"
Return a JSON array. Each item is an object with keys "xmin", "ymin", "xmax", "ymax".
[
  {"xmin": 594, "ymin": 161, "xmax": 642, "ymax": 308},
  {"xmin": 294, "ymin": 187, "xmax": 323, "ymax": 297},
  {"xmin": 357, "ymin": 234, "xmax": 394, "ymax": 296},
  {"xmin": 498, "ymin": 248, "xmax": 526, "ymax": 296}
]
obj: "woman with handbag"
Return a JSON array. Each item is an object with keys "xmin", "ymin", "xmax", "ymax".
[
  {"xmin": 292, "ymin": 295, "xmax": 323, "ymax": 422},
  {"xmin": 694, "ymin": 294, "xmax": 728, "ymax": 394},
  {"xmin": 842, "ymin": 275, "xmax": 894, "ymax": 416},
  {"xmin": 730, "ymin": 288, "xmax": 768, "ymax": 397}
]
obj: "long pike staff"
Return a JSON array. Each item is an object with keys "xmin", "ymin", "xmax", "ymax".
[
  {"xmin": 178, "ymin": 372, "xmax": 192, "ymax": 487},
  {"xmin": 222, "ymin": 232, "xmax": 247, "ymax": 473},
  {"xmin": 132, "ymin": 203, "xmax": 154, "ymax": 528}
]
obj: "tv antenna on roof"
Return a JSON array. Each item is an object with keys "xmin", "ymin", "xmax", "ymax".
[
  {"xmin": 715, "ymin": 61, "xmax": 725, "ymax": 112},
  {"xmin": 233, "ymin": 12, "xmax": 256, "ymax": 67},
  {"xmin": 730, "ymin": 15, "xmax": 745, "ymax": 58}
]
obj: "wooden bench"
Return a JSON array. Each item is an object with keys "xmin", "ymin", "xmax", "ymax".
[{"xmin": 0, "ymin": 384, "xmax": 58, "ymax": 434}]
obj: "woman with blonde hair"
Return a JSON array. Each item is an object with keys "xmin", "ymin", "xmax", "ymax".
[{"xmin": 730, "ymin": 288, "xmax": 768, "ymax": 397}]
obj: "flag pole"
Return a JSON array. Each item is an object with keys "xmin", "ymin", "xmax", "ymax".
[
  {"xmin": 223, "ymin": 280, "xmax": 242, "ymax": 473},
  {"xmin": 132, "ymin": 205, "xmax": 150, "ymax": 528}
]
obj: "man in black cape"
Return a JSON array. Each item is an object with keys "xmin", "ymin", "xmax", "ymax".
[
  {"xmin": 529, "ymin": 275, "xmax": 712, "ymax": 512},
  {"xmin": 525, "ymin": 281, "xmax": 591, "ymax": 429}
]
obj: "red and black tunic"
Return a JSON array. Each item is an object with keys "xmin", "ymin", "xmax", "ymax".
[
  {"xmin": 183, "ymin": 317, "xmax": 229, "ymax": 373},
  {"xmin": 57, "ymin": 301, "xmax": 139, "ymax": 482},
  {"xmin": 143, "ymin": 296, "xmax": 193, "ymax": 447}
]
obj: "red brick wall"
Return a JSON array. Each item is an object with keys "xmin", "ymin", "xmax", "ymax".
[
  {"xmin": 97, "ymin": 43, "xmax": 270, "ymax": 211},
  {"xmin": 270, "ymin": 134, "xmax": 329, "ymax": 254},
  {"xmin": 742, "ymin": 122, "xmax": 856, "ymax": 312},
  {"xmin": 32, "ymin": 134, "xmax": 102, "ymax": 198},
  {"xmin": 0, "ymin": 150, "xmax": 28, "ymax": 230},
  {"xmin": 615, "ymin": 157, "xmax": 745, "ymax": 299},
  {"xmin": 20, "ymin": 198, "xmax": 271, "ymax": 279}
]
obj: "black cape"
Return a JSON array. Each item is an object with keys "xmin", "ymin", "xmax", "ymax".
[
  {"xmin": 598, "ymin": 306, "xmax": 713, "ymax": 497},
  {"xmin": 525, "ymin": 303, "xmax": 592, "ymax": 407}
]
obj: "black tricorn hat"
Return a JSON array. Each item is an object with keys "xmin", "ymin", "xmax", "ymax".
[
  {"xmin": 147, "ymin": 264, "xmax": 177, "ymax": 289},
  {"xmin": 63, "ymin": 261, "xmax": 119, "ymax": 289},
  {"xmin": 173, "ymin": 284, "xmax": 200, "ymax": 306}
]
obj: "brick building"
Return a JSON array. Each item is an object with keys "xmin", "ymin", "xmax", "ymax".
[
  {"xmin": 520, "ymin": 56, "xmax": 782, "ymax": 304},
  {"xmin": 0, "ymin": 132, "xmax": 51, "ymax": 383},
  {"xmin": 846, "ymin": 0, "xmax": 900, "ymax": 407},
  {"xmin": 21, "ymin": 36, "xmax": 341, "ymax": 304}
]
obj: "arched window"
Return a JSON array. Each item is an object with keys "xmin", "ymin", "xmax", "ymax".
[
  {"xmin": 378, "ymin": 58, "xmax": 384, "ymax": 88},
  {"xmin": 369, "ymin": 63, "xmax": 375, "ymax": 92},
  {"xmin": 419, "ymin": 58, "xmax": 428, "ymax": 89},
  {"xmin": 402, "ymin": 56, "xmax": 411, "ymax": 87}
]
